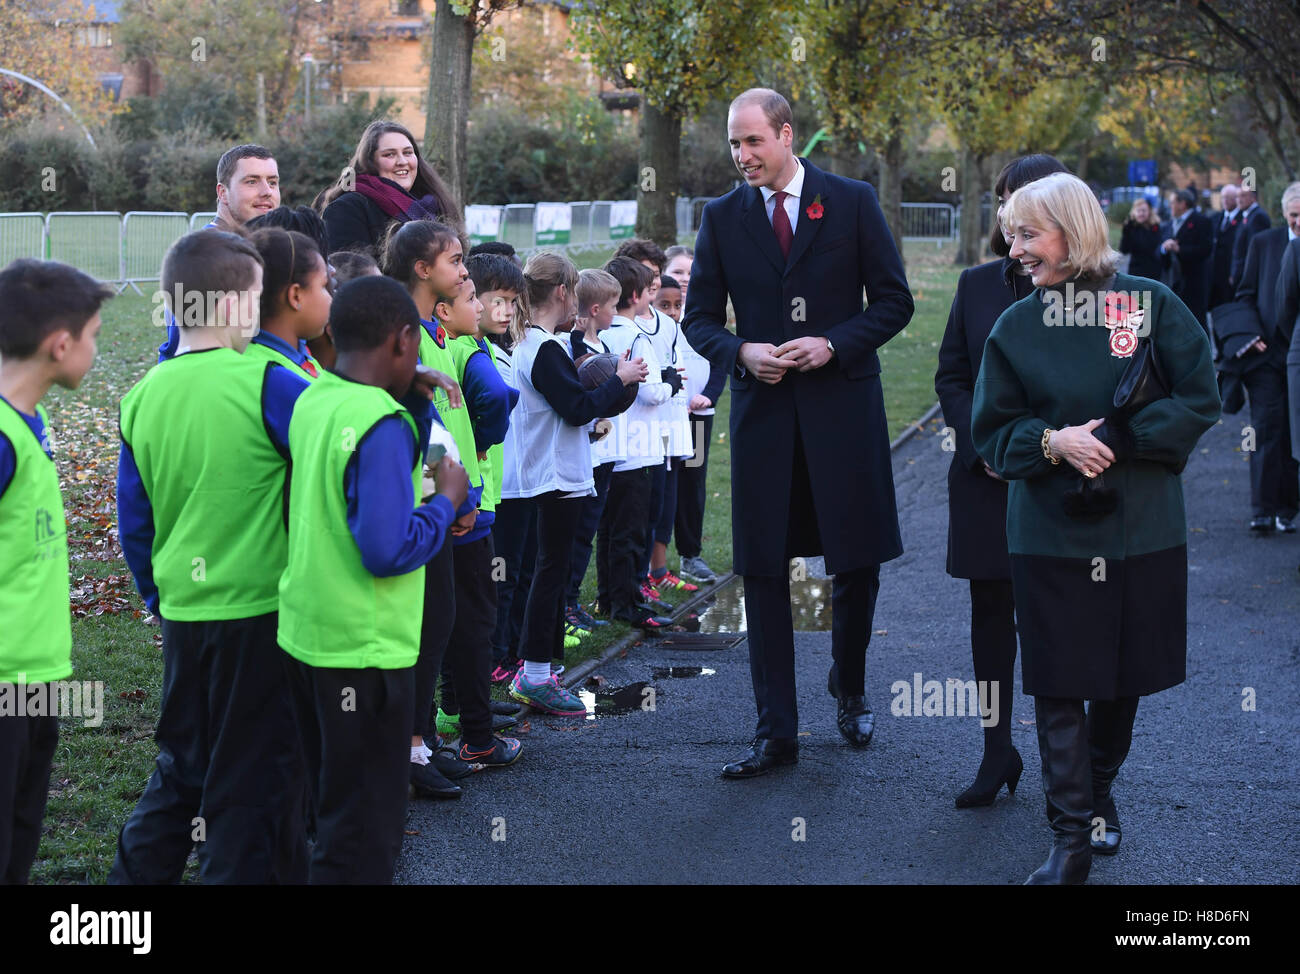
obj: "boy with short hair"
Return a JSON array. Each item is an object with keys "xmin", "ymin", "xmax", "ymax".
[
  {"xmin": 599, "ymin": 257, "xmax": 672, "ymax": 628},
  {"xmin": 279, "ymin": 275, "xmax": 468, "ymax": 883},
  {"xmin": 0, "ymin": 259, "xmax": 111, "ymax": 885},
  {"xmin": 112, "ymin": 230, "xmax": 312, "ymax": 885}
]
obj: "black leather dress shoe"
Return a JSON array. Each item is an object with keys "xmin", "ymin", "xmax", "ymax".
[
  {"xmin": 1277, "ymin": 516, "xmax": 1297, "ymax": 533},
  {"xmin": 827, "ymin": 666, "xmax": 874, "ymax": 747},
  {"xmin": 721, "ymin": 738, "xmax": 798, "ymax": 778},
  {"xmin": 835, "ymin": 697, "xmax": 875, "ymax": 747},
  {"xmin": 1250, "ymin": 515, "xmax": 1275, "ymax": 532}
]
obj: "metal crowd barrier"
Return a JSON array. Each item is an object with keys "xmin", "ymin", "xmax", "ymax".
[{"xmin": 3, "ymin": 194, "xmax": 964, "ymax": 282}]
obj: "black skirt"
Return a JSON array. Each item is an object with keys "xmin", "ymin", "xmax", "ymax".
[{"xmin": 1010, "ymin": 545, "xmax": 1187, "ymax": 699}]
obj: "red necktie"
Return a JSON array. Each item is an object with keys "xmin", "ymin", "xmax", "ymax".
[
  {"xmin": 771, "ymin": 190, "xmax": 793, "ymax": 261},
  {"xmin": 302, "ymin": 358, "xmax": 319, "ymax": 378}
]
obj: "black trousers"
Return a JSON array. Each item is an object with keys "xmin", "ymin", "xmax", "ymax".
[
  {"xmin": 642, "ymin": 460, "xmax": 677, "ymax": 574},
  {"xmin": 1243, "ymin": 363, "xmax": 1300, "ymax": 518},
  {"xmin": 519, "ymin": 492, "xmax": 585, "ymax": 664},
  {"xmin": 414, "ymin": 538, "xmax": 455, "ymax": 740},
  {"xmin": 492, "ymin": 497, "xmax": 537, "ymax": 666},
  {"xmin": 567, "ymin": 461, "xmax": 615, "ymax": 607},
  {"xmin": 0, "ymin": 712, "xmax": 58, "ymax": 885},
  {"xmin": 438, "ymin": 536, "xmax": 497, "ymax": 748},
  {"xmin": 284, "ymin": 654, "xmax": 414, "ymax": 884},
  {"xmin": 109, "ymin": 613, "xmax": 308, "ymax": 885},
  {"xmin": 675, "ymin": 413, "xmax": 714, "ymax": 558},
  {"xmin": 742, "ymin": 565, "xmax": 880, "ymax": 740},
  {"xmin": 600, "ymin": 466, "xmax": 653, "ymax": 619}
]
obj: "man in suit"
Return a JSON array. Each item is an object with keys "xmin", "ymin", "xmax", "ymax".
[
  {"xmin": 1160, "ymin": 188, "xmax": 1213, "ymax": 334},
  {"xmin": 1232, "ymin": 186, "xmax": 1271, "ymax": 286},
  {"xmin": 682, "ymin": 88, "xmax": 914, "ymax": 778},
  {"xmin": 1210, "ymin": 183, "xmax": 1241, "ymax": 310},
  {"xmin": 1270, "ymin": 185, "xmax": 1300, "ymax": 538},
  {"xmin": 1234, "ymin": 182, "xmax": 1300, "ymax": 533}
]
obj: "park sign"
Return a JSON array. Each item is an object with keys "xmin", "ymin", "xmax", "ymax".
[
  {"xmin": 466, "ymin": 205, "xmax": 503, "ymax": 245},
  {"xmin": 535, "ymin": 202, "xmax": 572, "ymax": 245},
  {"xmin": 610, "ymin": 200, "xmax": 636, "ymax": 239}
]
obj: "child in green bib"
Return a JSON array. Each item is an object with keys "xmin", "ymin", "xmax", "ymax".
[
  {"xmin": 113, "ymin": 230, "xmax": 313, "ymax": 886},
  {"xmin": 278, "ymin": 274, "xmax": 468, "ymax": 882},
  {"xmin": 0, "ymin": 258, "xmax": 111, "ymax": 885}
]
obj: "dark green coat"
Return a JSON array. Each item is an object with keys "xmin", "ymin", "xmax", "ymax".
[{"xmin": 972, "ymin": 272, "xmax": 1221, "ymax": 698}]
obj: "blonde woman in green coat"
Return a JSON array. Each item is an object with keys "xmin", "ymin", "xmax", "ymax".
[{"xmin": 973, "ymin": 173, "xmax": 1221, "ymax": 885}]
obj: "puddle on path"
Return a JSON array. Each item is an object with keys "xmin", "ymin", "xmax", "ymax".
[
  {"xmin": 651, "ymin": 666, "xmax": 716, "ymax": 679},
  {"xmin": 577, "ymin": 680, "xmax": 656, "ymax": 720},
  {"xmin": 693, "ymin": 578, "xmax": 834, "ymax": 633}
]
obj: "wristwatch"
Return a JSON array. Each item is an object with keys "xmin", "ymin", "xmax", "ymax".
[{"xmin": 825, "ymin": 336, "xmax": 836, "ymax": 358}]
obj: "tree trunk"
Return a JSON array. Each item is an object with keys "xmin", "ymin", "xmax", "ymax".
[
  {"xmin": 876, "ymin": 128, "xmax": 905, "ymax": 268},
  {"xmin": 956, "ymin": 146, "xmax": 988, "ymax": 266},
  {"xmin": 425, "ymin": 0, "xmax": 475, "ymax": 213},
  {"xmin": 636, "ymin": 99, "xmax": 682, "ymax": 248}
]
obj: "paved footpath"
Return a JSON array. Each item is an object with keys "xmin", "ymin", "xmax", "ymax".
[{"xmin": 397, "ymin": 413, "xmax": 1300, "ymax": 884}]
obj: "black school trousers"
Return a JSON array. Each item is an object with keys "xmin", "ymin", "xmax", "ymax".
[
  {"xmin": 675, "ymin": 413, "xmax": 714, "ymax": 559},
  {"xmin": 414, "ymin": 537, "xmax": 455, "ymax": 740},
  {"xmin": 283, "ymin": 654, "xmax": 414, "ymax": 885},
  {"xmin": 108, "ymin": 612, "xmax": 308, "ymax": 885},
  {"xmin": 600, "ymin": 466, "xmax": 653, "ymax": 620},
  {"xmin": 518, "ymin": 491, "xmax": 584, "ymax": 665},
  {"xmin": 436, "ymin": 535, "xmax": 497, "ymax": 748},
  {"xmin": 567, "ymin": 461, "xmax": 615, "ymax": 608},
  {"xmin": 492, "ymin": 497, "xmax": 537, "ymax": 665},
  {"xmin": 0, "ymin": 711, "xmax": 58, "ymax": 884}
]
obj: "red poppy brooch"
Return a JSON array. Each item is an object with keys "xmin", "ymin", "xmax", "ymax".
[
  {"xmin": 806, "ymin": 194, "xmax": 825, "ymax": 220},
  {"xmin": 1103, "ymin": 291, "xmax": 1145, "ymax": 358}
]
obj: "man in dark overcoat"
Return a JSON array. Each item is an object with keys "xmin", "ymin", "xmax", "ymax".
[{"xmin": 682, "ymin": 88, "xmax": 914, "ymax": 777}]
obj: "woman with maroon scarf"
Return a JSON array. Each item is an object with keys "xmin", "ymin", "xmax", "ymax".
[{"xmin": 319, "ymin": 121, "xmax": 462, "ymax": 256}]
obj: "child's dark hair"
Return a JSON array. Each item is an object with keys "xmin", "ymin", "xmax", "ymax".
[
  {"xmin": 465, "ymin": 252, "xmax": 525, "ymax": 298},
  {"xmin": 664, "ymin": 244, "xmax": 693, "ymax": 263},
  {"xmin": 246, "ymin": 205, "xmax": 328, "ymax": 254},
  {"xmin": 0, "ymin": 259, "xmax": 114, "ymax": 358},
  {"xmin": 604, "ymin": 256, "xmax": 654, "ymax": 311},
  {"xmin": 659, "ymin": 274, "xmax": 681, "ymax": 292},
  {"xmin": 328, "ymin": 250, "xmax": 380, "ymax": 285},
  {"xmin": 162, "ymin": 231, "xmax": 263, "ymax": 327},
  {"xmin": 329, "ymin": 275, "xmax": 421, "ymax": 353},
  {"xmin": 381, "ymin": 219, "xmax": 462, "ymax": 284},
  {"xmin": 249, "ymin": 229, "xmax": 323, "ymax": 323},
  {"xmin": 468, "ymin": 240, "xmax": 520, "ymax": 265},
  {"xmin": 613, "ymin": 237, "xmax": 667, "ymax": 273}
]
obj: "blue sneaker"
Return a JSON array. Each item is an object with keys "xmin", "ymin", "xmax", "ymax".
[{"xmin": 510, "ymin": 671, "xmax": 587, "ymax": 716}]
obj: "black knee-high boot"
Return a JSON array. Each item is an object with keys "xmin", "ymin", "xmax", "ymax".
[
  {"xmin": 1026, "ymin": 696, "xmax": 1092, "ymax": 885},
  {"xmin": 1087, "ymin": 695, "xmax": 1140, "ymax": 855},
  {"xmin": 956, "ymin": 579, "xmax": 1022, "ymax": 807}
]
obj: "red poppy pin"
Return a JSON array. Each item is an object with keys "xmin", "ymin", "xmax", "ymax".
[{"xmin": 806, "ymin": 194, "xmax": 825, "ymax": 220}]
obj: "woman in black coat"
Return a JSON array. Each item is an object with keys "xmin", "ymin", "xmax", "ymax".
[
  {"xmin": 935, "ymin": 154, "xmax": 1069, "ymax": 809},
  {"xmin": 1119, "ymin": 196, "xmax": 1164, "ymax": 281},
  {"xmin": 317, "ymin": 120, "xmax": 461, "ymax": 257}
]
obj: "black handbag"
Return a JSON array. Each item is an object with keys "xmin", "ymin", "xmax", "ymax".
[{"xmin": 1112, "ymin": 332, "xmax": 1169, "ymax": 416}]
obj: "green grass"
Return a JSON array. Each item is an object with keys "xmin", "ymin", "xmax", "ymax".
[{"xmin": 30, "ymin": 236, "xmax": 965, "ymax": 882}]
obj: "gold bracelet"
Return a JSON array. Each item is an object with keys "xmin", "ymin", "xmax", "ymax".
[{"xmin": 1042, "ymin": 427, "xmax": 1060, "ymax": 464}]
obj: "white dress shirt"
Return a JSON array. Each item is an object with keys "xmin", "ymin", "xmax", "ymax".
[{"xmin": 760, "ymin": 160, "xmax": 805, "ymax": 235}]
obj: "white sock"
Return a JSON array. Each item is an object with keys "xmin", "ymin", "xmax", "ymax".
[
  {"xmin": 410, "ymin": 742, "xmax": 432, "ymax": 765},
  {"xmin": 524, "ymin": 661, "xmax": 551, "ymax": 684}
]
